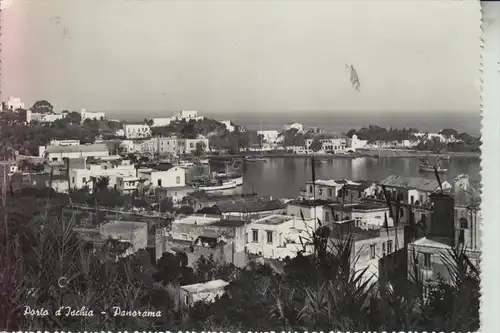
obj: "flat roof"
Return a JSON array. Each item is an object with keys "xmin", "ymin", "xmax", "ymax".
[
  {"xmin": 288, "ymin": 199, "xmax": 331, "ymax": 207},
  {"xmin": 101, "ymin": 221, "xmax": 147, "ymax": 233},
  {"xmin": 254, "ymin": 215, "xmax": 293, "ymax": 225},
  {"xmin": 209, "ymin": 219, "xmax": 247, "ymax": 228},
  {"xmin": 181, "ymin": 279, "xmax": 229, "ymax": 293},
  {"xmin": 411, "ymin": 237, "xmax": 452, "ymax": 249},
  {"xmin": 173, "ymin": 215, "xmax": 221, "ymax": 226}
]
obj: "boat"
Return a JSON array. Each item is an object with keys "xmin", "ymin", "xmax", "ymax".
[
  {"xmin": 192, "ymin": 160, "xmax": 242, "ymax": 192},
  {"xmin": 174, "ymin": 160, "xmax": 194, "ymax": 169},
  {"xmin": 245, "ymin": 156, "xmax": 267, "ymax": 163},
  {"xmin": 194, "ymin": 179, "xmax": 238, "ymax": 192},
  {"xmin": 419, "ymin": 159, "xmax": 447, "ymax": 173},
  {"xmin": 438, "ymin": 155, "xmax": 451, "ymax": 160},
  {"xmin": 214, "ymin": 161, "xmax": 243, "ymax": 186},
  {"xmin": 313, "ymin": 159, "xmax": 327, "ymax": 164},
  {"xmin": 216, "ymin": 172, "xmax": 243, "ymax": 186}
]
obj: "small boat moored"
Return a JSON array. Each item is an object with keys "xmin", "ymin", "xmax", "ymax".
[{"xmin": 419, "ymin": 159, "xmax": 447, "ymax": 173}]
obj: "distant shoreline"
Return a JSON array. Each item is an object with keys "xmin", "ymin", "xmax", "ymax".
[
  {"xmin": 356, "ymin": 148, "xmax": 481, "ymax": 159},
  {"xmin": 206, "ymin": 149, "xmax": 481, "ymax": 160}
]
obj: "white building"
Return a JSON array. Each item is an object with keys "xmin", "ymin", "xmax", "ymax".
[
  {"xmin": 123, "ymin": 124, "xmax": 152, "ymax": 139},
  {"xmin": 305, "ymin": 136, "xmax": 347, "ymax": 153},
  {"xmin": 300, "ymin": 179, "xmax": 363, "ymax": 201},
  {"xmin": 137, "ymin": 166, "xmax": 185, "ymax": 189},
  {"xmin": 119, "ymin": 140, "xmax": 137, "ymax": 154},
  {"xmin": 116, "ymin": 176, "xmax": 141, "ymax": 194},
  {"xmin": 80, "ymin": 109, "xmax": 106, "ymax": 122},
  {"xmin": 171, "ymin": 215, "xmax": 222, "ymax": 241},
  {"xmin": 26, "ymin": 110, "xmax": 65, "ymax": 124},
  {"xmin": 379, "ymin": 175, "xmax": 452, "ymax": 207},
  {"xmin": 100, "ymin": 221, "xmax": 148, "ymax": 255},
  {"xmin": 246, "ymin": 214, "xmax": 316, "ymax": 260},
  {"xmin": 221, "ymin": 120, "xmax": 235, "ymax": 132},
  {"xmin": 346, "ymin": 134, "xmax": 368, "ymax": 152},
  {"xmin": 49, "ymin": 139, "xmax": 80, "ymax": 147},
  {"xmin": 115, "ymin": 129, "xmax": 125, "ymax": 137},
  {"xmin": 183, "ymin": 136, "xmax": 210, "ymax": 154},
  {"xmin": 149, "ymin": 117, "xmax": 173, "ymax": 127},
  {"xmin": 68, "ymin": 159, "xmax": 136, "ymax": 191},
  {"xmin": 174, "ymin": 110, "xmax": 204, "ymax": 122},
  {"xmin": 284, "ymin": 123, "xmax": 304, "ymax": 133},
  {"xmin": 257, "ymin": 130, "xmax": 282, "ymax": 144},
  {"xmin": 180, "ymin": 280, "xmax": 229, "ymax": 308},
  {"xmin": 4, "ymin": 96, "xmax": 25, "ymax": 110},
  {"xmin": 41, "ymin": 143, "xmax": 109, "ymax": 162}
]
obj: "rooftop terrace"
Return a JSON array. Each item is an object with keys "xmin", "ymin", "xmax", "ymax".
[
  {"xmin": 254, "ymin": 215, "xmax": 293, "ymax": 225},
  {"xmin": 173, "ymin": 214, "xmax": 221, "ymax": 226},
  {"xmin": 181, "ymin": 280, "xmax": 229, "ymax": 293}
]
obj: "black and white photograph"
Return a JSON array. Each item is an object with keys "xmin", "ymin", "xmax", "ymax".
[{"xmin": 0, "ymin": 0, "xmax": 486, "ymax": 331}]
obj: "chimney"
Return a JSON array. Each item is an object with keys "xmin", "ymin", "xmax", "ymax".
[{"xmin": 428, "ymin": 193, "xmax": 455, "ymax": 241}]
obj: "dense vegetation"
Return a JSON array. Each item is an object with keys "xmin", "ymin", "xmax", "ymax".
[
  {"xmin": 0, "ymin": 101, "xmax": 122, "ymax": 158},
  {"xmin": 346, "ymin": 126, "xmax": 480, "ymax": 152},
  {"xmin": 150, "ymin": 118, "xmax": 261, "ymax": 153},
  {"xmin": 0, "ymin": 186, "xmax": 480, "ymax": 331}
]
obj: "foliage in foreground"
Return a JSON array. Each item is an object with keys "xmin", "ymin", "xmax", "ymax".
[{"xmin": 0, "ymin": 195, "xmax": 480, "ymax": 331}]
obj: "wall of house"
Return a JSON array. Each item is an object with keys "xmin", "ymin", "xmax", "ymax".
[
  {"xmin": 285, "ymin": 204, "xmax": 323, "ymax": 220},
  {"xmin": 246, "ymin": 218, "xmax": 316, "ymax": 259},
  {"xmin": 429, "ymin": 195, "xmax": 455, "ymax": 239},
  {"xmin": 69, "ymin": 163, "xmax": 136, "ymax": 190},
  {"xmin": 454, "ymin": 206, "xmax": 481, "ymax": 251},
  {"xmin": 350, "ymin": 227, "xmax": 405, "ymax": 281},
  {"xmin": 407, "ymin": 242, "xmax": 481, "ymax": 288},
  {"xmin": 47, "ymin": 150, "xmax": 109, "ymax": 162},
  {"xmin": 158, "ymin": 186, "xmax": 196, "ymax": 205},
  {"xmin": 180, "ymin": 287, "xmax": 226, "ymax": 308},
  {"xmin": 351, "ymin": 209, "xmax": 392, "ymax": 229},
  {"xmin": 100, "ymin": 222, "xmax": 148, "ymax": 253},
  {"xmin": 150, "ymin": 167, "xmax": 185, "ymax": 188}
]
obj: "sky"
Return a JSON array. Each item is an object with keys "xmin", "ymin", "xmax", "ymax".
[{"xmin": 1, "ymin": 0, "xmax": 482, "ymax": 117}]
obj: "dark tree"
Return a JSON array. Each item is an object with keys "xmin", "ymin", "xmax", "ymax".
[{"xmin": 31, "ymin": 100, "xmax": 54, "ymax": 114}]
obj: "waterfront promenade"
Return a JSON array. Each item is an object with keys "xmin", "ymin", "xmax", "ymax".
[{"xmin": 206, "ymin": 148, "xmax": 480, "ymax": 160}]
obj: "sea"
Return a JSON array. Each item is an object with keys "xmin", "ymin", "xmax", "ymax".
[
  {"xmin": 122, "ymin": 110, "xmax": 481, "ymax": 136},
  {"xmin": 206, "ymin": 111, "xmax": 481, "ymax": 136},
  {"xmin": 192, "ymin": 156, "xmax": 481, "ymax": 199}
]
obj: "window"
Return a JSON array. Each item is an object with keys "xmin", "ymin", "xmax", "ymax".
[
  {"xmin": 324, "ymin": 211, "xmax": 330, "ymax": 222},
  {"xmin": 459, "ymin": 218, "xmax": 468, "ymax": 229},
  {"xmin": 82, "ymin": 177, "xmax": 86, "ymax": 183},
  {"xmin": 423, "ymin": 253, "xmax": 431, "ymax": 269},
  {"xmin": 318, "ymin": 188, "xmax": 323, "ymax": 195},
  {"xmin": 370, "ymin": 244, "xmax": 376, "ymax": 259},
  {"xmin": 252, "ymin": 230, "xmax": 258, "ymax": 242},
  {"xmin": 157, "ymin": 179, "xmax": 162, "ymax": 187},
  {"xmin": 382, "ymin": 242, "xmax": 386, "ymax": 256},
  {"xmin": 399, "ymin": 208, "xmax": 404, "ymax": 218},
  {"xmin": 309, "ymin": 185, "xmax": 313, "ymax": 193},
  {"xmin": 419, "ymin": 195, "xmax": 423, "ymax": 203},
  {"xmin": 176, "ymin": 176, "xmax": 181, "ymax": 184},
  {"xmin": 410, "ymin": 195, "xmax": 414, "ymax": 205},
  {"xmin": 185, "ymin": 295, "xmax": 189, "ymax": 305},
  {"xmin": 190, "ymin": 143, "xmax": 194, "ymax": 148},
  {"xmin": 266, "ymin": 231, "xmax": 273, "ymax": 244},
  {"xmin": 328, "ymin": 188, "xmax": 333, "ymax": 197},
  {"xmin": 458, "ymin": 229, "xmax": 465, "ymax": 244},
  {"xmin": 387, "ymin": 240, "xmax": 393, "ymax": 253},
  {"xmin": 72, "ymin": 177, "xmax": 75, "ymax": 184}
]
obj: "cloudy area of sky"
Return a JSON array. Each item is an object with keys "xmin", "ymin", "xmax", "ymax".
[{"xmin": 1, "ymin": 0, "xmax": 481, "ymax": 116}]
